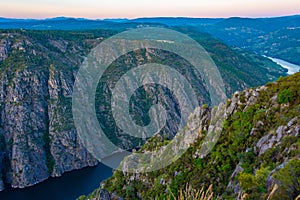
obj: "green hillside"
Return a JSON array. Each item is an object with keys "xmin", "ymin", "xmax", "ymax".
[{"xmin": 82, "ymin": 72, "xmax": 300, "ymax": 200}]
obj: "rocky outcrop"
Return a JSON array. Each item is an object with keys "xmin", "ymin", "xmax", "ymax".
[
  {"xmin": 3, "ymin": 69, "xmax": 49, "ymax": 188},
  {"xmin": 256, "ymin": 118, "xmax": 299, "ymax": 156},
  {"xmin": 47, "ymin": 66, "xmax": 98, "ymax": 177},
  {"xmin": 0, "ymin": 179, "xmax": 4, "ymax": 191},
  {"xmin": 0, "ymin": 36, "xmax": 10, "ymax": 61},
  {"xmin": 226, "ymin": 163, "xmax": 244, "ymax": 196},
  {"xmin": 0, "ymin": 31, "xmax": 102, "ymax": 190},
  {"xmin": 98, "ymin": 189, "xmax": 111, "ymax": 200},
  {"xmin": 0, "ymin": 66, "xmax": 97, "ymax": 189}
]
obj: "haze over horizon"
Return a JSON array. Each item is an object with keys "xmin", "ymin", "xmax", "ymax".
[{"xmin": 0, "ymin": 0, "xmax": 300, "ymax": 19}]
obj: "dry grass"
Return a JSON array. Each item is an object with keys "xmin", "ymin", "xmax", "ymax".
[
  {"xmin": 167, "ymin": 184, "xmax": 214, "ymax": 200},
  {"xmin": 266, "ymin": 184, "xmax": 278, "ymax": 200}
]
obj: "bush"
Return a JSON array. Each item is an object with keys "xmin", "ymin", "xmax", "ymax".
[
  {"xmin": 255, "ymin": 167, "xmax": 270, "ymax": 193},
  {"xmin": 238, "ymin": 173, "xmax": 256, "ymax": 192},
  {"xmin": 272, "ymin": 159, "xmax": 300, "ymax": 199},
  {"xmin": 77, "ymin": 195, "xmax": 86, "ymax": 200},
  {"xmin": 277, "ymin": 89, "xmax": 293, "ymax": 104},
  {"xmin": 125, "ymin": 185, "xmax": 137, "ymax": 199}
]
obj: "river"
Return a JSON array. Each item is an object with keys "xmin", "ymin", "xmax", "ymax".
[
  {"xmin": 0, "ymin": 163, "xmax": 112, "ymax": 200},
  {"xmin": 0, "ymin": 150, "xmax": 131, "ymax": 200},
  {"xmin": 268, "ymin": 57, "xmax": 300, "ymax": 75}
]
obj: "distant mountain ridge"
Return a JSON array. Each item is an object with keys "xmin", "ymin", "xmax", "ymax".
[
  {"xmin": 0, "ymin": 15, "xmax": 299, "ymax": 29},
  {"xmin": 1, "ymin": 15, "xmax": 299, "ymax": 65}
]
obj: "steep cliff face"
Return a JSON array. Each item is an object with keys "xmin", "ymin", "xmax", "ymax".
[
  {"xmin": 47, "ymin": 66, "xmax": 98, "ymax": 177},
  {"xmin": 0, "ymin": 31, "xmax": 101, "ymax": 190},
  {"xmin": 86, "ymin": 72, "xmax": 300, "ymax": 200},
  {"xmin": 0, "ymin": 29, "xmax": 287, "ymax": 191},
  {"xmin": 0, "ymin": 68, "xmax": 49, "ymax": 188},
  {"xmin": 0, "ymin": 66, "xmax": 98, "ymax": 190}
]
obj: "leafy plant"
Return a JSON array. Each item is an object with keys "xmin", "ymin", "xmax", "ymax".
[{"xmin": 277, "ymin": 89, "xmax": 293, "ymax": 104}]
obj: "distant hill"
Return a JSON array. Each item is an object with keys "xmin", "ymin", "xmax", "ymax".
[
  {"xmin": 0, "ymin": 17, "xmax": 118, "ymax": 30},
  {"xmin": 128, "ymin": 15, "xmax": 300, "ymax": 65},
  {"xmin": 132, "ymin": 15, "xmax": 300, "ymax": 66},
  {"xmin": 130, "ymin": 17, "xmax": 222, "ymax": 26},
  {"xmin": 0, "ymin": 15, "xmax": 299, "ymax": 65}
]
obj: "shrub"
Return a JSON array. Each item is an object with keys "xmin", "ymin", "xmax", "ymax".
[
  {"xmin": 125, "ymin": 185, "xmax": 137, "ymax": 199},
  {"xmin": 238, "ymin": 173, "xmax": 256, "ymax": 192},
  {"xmin": 277, "ymin": 89, "xmax": 293, "ymax": 104},
  {"xmin": 272, "ymin": 159, "xmax": 300, "ymax": 199},
  {"xmin": 255, "ymin": 167, "xmax": 271, "ymax": 193}
]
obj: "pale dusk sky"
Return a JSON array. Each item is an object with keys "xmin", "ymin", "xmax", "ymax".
[{"xmin": 0, "ymin": 0, "xmax": 299, "ymax": 19}]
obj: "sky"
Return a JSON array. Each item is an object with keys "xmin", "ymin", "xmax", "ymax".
[{"xmin": 0, "ymin": 0, "xmax": 300, "ymax": 19}]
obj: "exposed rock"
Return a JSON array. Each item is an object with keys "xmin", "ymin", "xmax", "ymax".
[
  {"xmin": 48, "ymin": 39, "xmax": 68, "ymax": 53},
  {"xmin": 226, "ymin": 163, "xmax": 244, "ymax": 196},
  {"xmin": 0, "ymin": 37, "xmax": 10, "ymax": 61},
  {"xmin": 1, "ymin": 68, "xmax": 49, "ymax": 188},
  {"xmin": 0, "ymin": 66, "xmax": 98, "ymax": 188},
  {"xmin": 287, "ymin": 117, "xmax": 297, "ymax": 127},
  {"xmin": 47, "ymin": 67, "xmax": 98, "ymax": 177},
  {"xmin": 256, "ymin": 122, "xmax": 299, "ymax": 155},
  {"xmin": 0, "ymin": 179, "xmax": 4, "ymax": 191},
  {"xmin": 243, "ymin": 88, "xmax": 259, "ymax": 110},
  {"xmin": 98, "ymin": 189, "xmax": 111, "ymax": 200},
  {"xmin": 110, "ymin": 192, "xmax": 124, "ymax": 200},
  {"xmin": 266, "ymin": 161, "xmax": 288, "ymax": 192}
]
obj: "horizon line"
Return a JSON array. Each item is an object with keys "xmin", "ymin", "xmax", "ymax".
[{"xmin": 0, "ymin": 14, "xmax": 299, "ymax": 21}]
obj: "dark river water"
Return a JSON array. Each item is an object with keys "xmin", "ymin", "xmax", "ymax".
[
  {"xmin": 0, "ymin": 150, "xmax": 131, "ymax": 200},
  {"xmin": 0, "ymin": 163, "xmax": 112, "ymax": 200}
]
